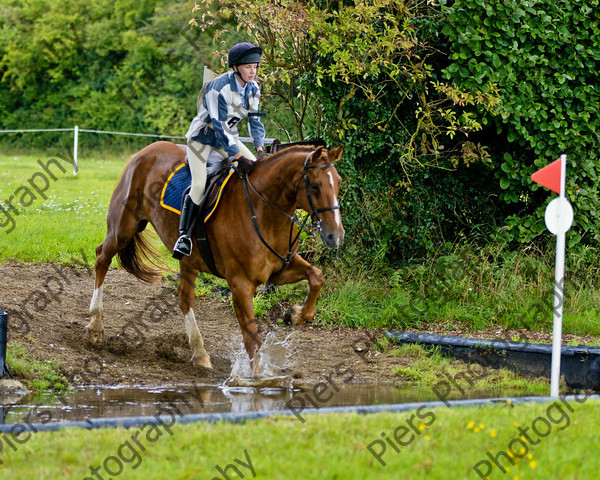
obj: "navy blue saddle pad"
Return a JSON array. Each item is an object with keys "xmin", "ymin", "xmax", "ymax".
[{"xmin": 160, "ymin": 162, "xmax": 234, "ymax": 222}]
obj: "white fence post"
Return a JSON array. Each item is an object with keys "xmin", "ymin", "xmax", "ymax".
[{"xmin": 73, "ymin": 125, "xmax": 79, "ymax": 175}]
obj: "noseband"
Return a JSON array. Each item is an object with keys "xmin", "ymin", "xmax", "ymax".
[{"xmin": 239, "ymin": 150, "xmax": 340, "ymax": 271}]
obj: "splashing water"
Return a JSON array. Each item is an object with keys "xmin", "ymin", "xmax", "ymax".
[{"xmin": 225, "ymin": 331, "xmax": 295, "ymax": 388}]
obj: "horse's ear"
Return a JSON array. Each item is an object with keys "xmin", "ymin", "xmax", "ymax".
[
  {"xmin": 327, "ymin": 145, "xmax": 344, "ymax": 163},
  {"xmin": 309, "ymin": 146, "xmax": 326, "ymax": 164}
]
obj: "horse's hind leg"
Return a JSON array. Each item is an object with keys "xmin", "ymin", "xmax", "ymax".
[
  {"xmin": 269, "ymin": 255, "xmax": 324, "ymax": 326},
  {"xmin": 179, "ymin": 261, "xmax": 212, "ymax": 368},
  {"xmin": 86, "ymin": 241, "xmax": 112, "ymax": 342},
  {"xmin": 86, "ymin": 212, "xmax": 147, "ymax": 342}
]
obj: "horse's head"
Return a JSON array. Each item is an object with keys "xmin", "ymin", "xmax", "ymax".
[{"xmin": 298, "ymin": 146, "xmax": 345, "ymax": 249}]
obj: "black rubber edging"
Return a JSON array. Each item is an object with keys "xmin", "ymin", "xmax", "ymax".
[
  {"xmin": 1, "ymin": 394, "xmax": 598, "ymax": 433},
  {"xmin": 385, "ymin": 331, "xmax": 600, "ymax": 390}
]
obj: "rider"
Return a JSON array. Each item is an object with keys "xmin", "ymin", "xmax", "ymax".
[{"xmin": 173, "ymin": 42, "xmax": 267, "ymax": 259}]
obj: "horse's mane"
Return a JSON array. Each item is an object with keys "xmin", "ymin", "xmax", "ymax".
[{"xmin": 256, "ymin": 144, "xmax": 322, "ymax": 166}]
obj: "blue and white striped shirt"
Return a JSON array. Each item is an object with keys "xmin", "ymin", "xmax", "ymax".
[{"xmin": 185, "ymin": 71, "xmax": 265, "ymax": 156}]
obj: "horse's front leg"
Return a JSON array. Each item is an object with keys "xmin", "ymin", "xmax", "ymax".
[
  {"xmin": 179, "ymin": 262, "xmax": 212, "ymax": 369},
  {"xmin": 229, "ymin": 276, "xmax": 261, "ymax": 376},
  {"xmin": 269, "ymin": 255, "xmax": 324, "ymax": 326}
]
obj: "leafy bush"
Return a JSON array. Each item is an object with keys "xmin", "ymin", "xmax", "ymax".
[
  {"xmin": 305, "ymin": 2, "xmax": 504, "ymax": 262},
  {"xmin": 441, "ymin": 0, "xmax": 600, "ymax": 248}
]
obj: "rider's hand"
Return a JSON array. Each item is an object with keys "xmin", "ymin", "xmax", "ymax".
[
  {"xmin": 236, "ymin": 155, "xmax": 255, "ymax": 175},
  {"xmin": 257, "ymin": 148, "xmax": 266, "ymax": 159}
]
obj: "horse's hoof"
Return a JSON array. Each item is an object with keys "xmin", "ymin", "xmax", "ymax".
[
  {"xmin": 192, "ymin": 355, "xmax": 213, "ymax": 369},
  {"xmin": 85, "ymin": 327, "xmax": 104, "ymax": 343},
  {"xmin": 287, "ymin": 305, "xmax": 304, "ymax": 326}
]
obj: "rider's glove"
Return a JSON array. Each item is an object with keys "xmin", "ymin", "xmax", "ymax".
[{"xmin": 236, "ymin": 155, "xmax": 255, "ymax": 175}]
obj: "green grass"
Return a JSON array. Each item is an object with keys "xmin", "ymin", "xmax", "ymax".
[
  {"xmin": 390, "ymin": 344, "xmax": 549, "ymax": 396},
  {"xmin": 0, "ymin": 150, "xmax": 125, "ymax": 264},
  {"xmin": 0, "ymin": 400, "xmax": 598, "ymax": 479},
  {"xmin": 315, "ymin": 245, "xmax": 600, "ymax": 337},
  {"xmin": 0, "ymin": 149, "xmax": 185, "ymax": 272},
  {"xmin": 6, "ymin": 341, "xmax": 68, "ymax": 393}
]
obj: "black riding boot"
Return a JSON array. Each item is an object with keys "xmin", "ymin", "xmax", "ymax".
[{"xmin": 172, "ymin": 194, "xmax": 199, "ymax": 259}]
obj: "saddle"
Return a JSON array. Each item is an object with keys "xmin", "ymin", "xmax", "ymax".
[
  {"xmin": 160, "ymin": 148, "xmax": 235, "ymax": 277},
  {"xmin": 161, "ymin": 150, "xmax": 233, "ymax": 220}
]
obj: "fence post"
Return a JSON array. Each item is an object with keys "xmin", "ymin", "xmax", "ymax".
[
  {"xmin": 73, "ymin": 125, "xmax": 79, "ymax": 175},
  {"xmin": 0, "ymin": 308, "xmax": 7, "ymax": 379}
]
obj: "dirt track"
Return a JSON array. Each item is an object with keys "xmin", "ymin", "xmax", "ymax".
[
  {"xmin": 0, "ymin": 262, "xmax": 407, "ymax": 388},
  {"xmin": 1, "ymin": 262, "xmax": 595, "ymax": 390}
]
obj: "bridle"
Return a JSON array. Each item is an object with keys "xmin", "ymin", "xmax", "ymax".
[
  {"xmin": 299, "ymin": 151, "xmax": 341, "ymax": 228},
  {"xmin": 238, "ymin": 151, "xmax": 340, "ymax": 271}
]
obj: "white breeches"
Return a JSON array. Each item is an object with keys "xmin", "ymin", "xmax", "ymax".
[{"xmin": 187, "ymin": 139, "xmax": 256, "ymax": 204}]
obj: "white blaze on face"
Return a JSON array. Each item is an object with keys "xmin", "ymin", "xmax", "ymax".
[{"xmin": 327, "ymin": 171, "xmax": 341, "ymax": 228}]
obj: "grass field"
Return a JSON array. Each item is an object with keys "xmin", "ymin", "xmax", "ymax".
[
  {"xmin": 0, "ymin": 399, "xmax": 598, "ymax": 479},
  {"xmin": 0, "ymin": 149, "xmax": 124, "ymax": 264},
  {"xmin": 388, "ymin": 344, "xmax": 549, "ymax": 395}
]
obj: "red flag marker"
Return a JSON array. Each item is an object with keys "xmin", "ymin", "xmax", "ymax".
[{"xmin": 531, "ymin": 157, "xmax": 562, "ymax": 194}]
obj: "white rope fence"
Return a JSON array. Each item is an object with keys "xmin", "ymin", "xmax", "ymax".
[
  {"xmin": 0, "ymin": 128, "xmax": 75, "ymax": 133},
  {"xmin": 0, "ymin": 126, "xmax": 274, "ymax": 175},
  {"xmin": 78, "ymin": 128, "xmax": 186, "ymax": 139}
]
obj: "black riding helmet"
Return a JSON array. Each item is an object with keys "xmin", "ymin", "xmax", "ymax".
[{"xmin": 228, "ymin": 42, "xmax": 263, "ymax": 67}]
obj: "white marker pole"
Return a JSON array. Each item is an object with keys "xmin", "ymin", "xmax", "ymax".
[
  {"xmin": 550, "ymin": 154, "xmax": 568, "ymax": 397},
  {"xmin": 73, "ymin": 125, "xmax": 79, "ymax": 175}
]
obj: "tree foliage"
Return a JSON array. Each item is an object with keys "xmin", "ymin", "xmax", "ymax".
[
  {"xmin": 442, "ymin": 0, "xmax": 600, "ymax": 248},
  {"xmin": 197, "ymin": 0, "xmax": 498, "ymax": 167},
  {"xmin": 0, "ymin": 0, "xmax": 216, "ymax": 148},
  {"xmin": 197, "ymin": 0, "xmax": 503, "ymax": 261}
]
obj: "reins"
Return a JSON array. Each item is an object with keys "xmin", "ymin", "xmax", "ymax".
[{"xmin": 237, "ymin": 150, "xmax": 339, "ymax": 272}]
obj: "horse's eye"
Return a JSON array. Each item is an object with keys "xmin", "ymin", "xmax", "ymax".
[{"xmin": 310, "ymin": 183, "xmax": 320, "ymax": 193}]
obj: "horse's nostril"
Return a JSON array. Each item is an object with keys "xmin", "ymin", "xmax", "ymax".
[{"xmin": 326, "ymin": 233, "xmax": 342, "ymax": 248}]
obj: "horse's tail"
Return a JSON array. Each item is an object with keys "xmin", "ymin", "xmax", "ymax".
[{"xmin": 117, "ymin": 221, "xmax": 163, "ymax": 284}]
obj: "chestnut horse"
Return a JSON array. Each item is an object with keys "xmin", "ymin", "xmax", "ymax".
[{"xmin": 87, "ymin": 141, "xmax": 344, "ymax": 375}]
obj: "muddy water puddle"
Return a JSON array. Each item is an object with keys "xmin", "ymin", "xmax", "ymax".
[
  {"xmin": 0, "ymin": 333, "xmax": 544, "ymax": 424},
  {"xmin": 0, "ymin": 382, "xmax": 535, "ymax": 425}
]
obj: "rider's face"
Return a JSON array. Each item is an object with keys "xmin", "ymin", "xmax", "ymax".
[{"xmin": 234, "ymin": 63, "xmax": 258, "ymax": 84}]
